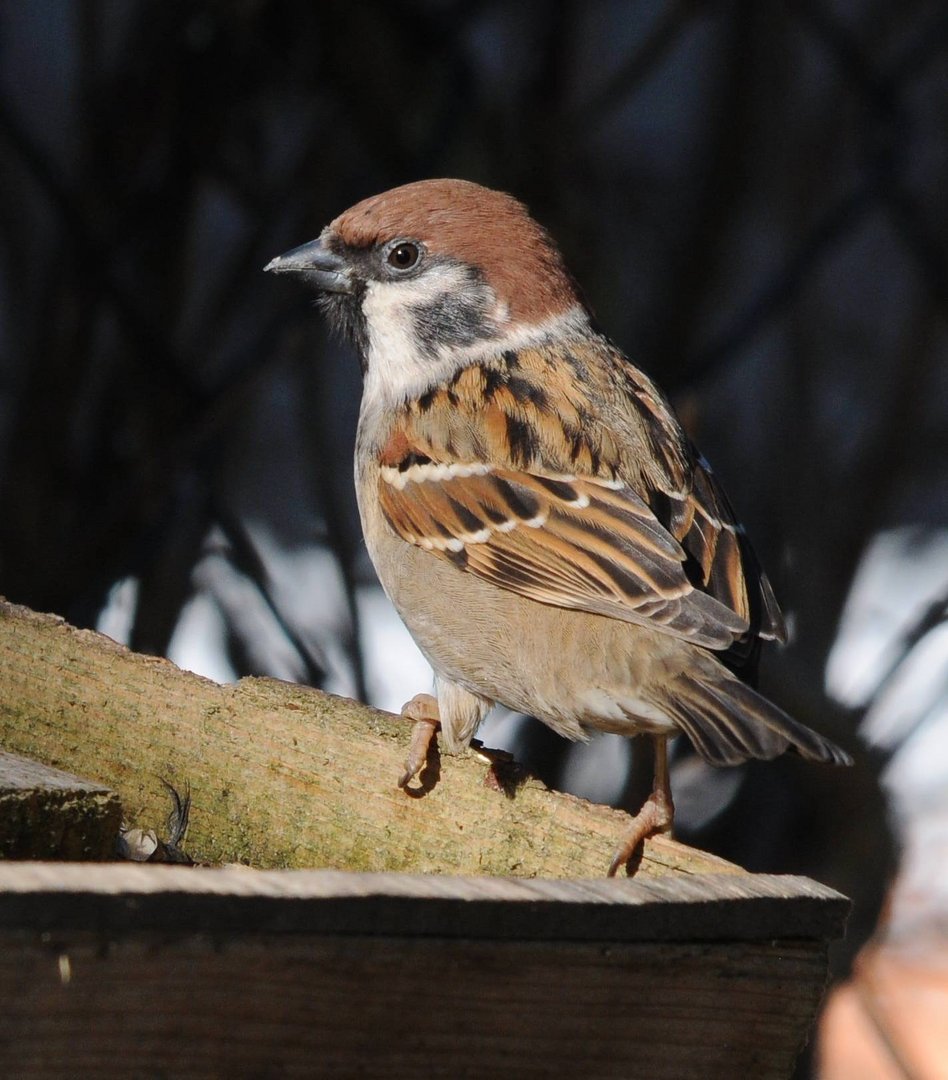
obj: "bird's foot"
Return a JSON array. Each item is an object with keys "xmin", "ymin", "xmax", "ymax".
[
  {"xmin": 398, "ymin": 693, "xmax": 441, "ymax": 791},
  {"xmin": 607, "ymin": 785, "xmax": 674, "ymax": 878}
]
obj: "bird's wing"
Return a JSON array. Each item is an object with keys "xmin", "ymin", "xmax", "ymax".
[
  {"xmin": 607, "ymin": 349, "xmax": 787, "ymax": 645},
  {"xmin": 375, "ymin": 338, "xmax": 783, "ymax": 650}
]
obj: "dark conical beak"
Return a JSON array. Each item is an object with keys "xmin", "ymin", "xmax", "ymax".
[{"xmin": 264, "ymin": 238, "xmax": 352, "ymax": 293}]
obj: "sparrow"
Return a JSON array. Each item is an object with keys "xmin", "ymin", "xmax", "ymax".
[{"xmin": 265, "ymin": 178, "xmax": 851, "ymax": 875}]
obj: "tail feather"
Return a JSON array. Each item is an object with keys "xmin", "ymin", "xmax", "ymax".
[{"xmin": 666, "ymin": 672, "xmax": 852, "ymax": 768}]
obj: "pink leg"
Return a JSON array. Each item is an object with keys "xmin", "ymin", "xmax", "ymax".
[
  {"xmin": 608, "ymin": 735, "xmax": 675, "ymax": 877},
  {"xmin": 397, "ymin": 693, "xmax": 441, "ymax": 789}
]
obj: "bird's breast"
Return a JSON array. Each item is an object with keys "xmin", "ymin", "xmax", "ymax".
[{"xmin": 355, "ymin": 452, "xmax": 682, "ymax": 739}]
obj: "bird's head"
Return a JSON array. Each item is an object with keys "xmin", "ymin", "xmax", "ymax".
[{"xmin": 265, "ymin": 179, "xmax": 589, "ymax": 404}]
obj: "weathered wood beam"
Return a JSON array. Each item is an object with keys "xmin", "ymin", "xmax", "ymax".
[
  {"xmin": 0, "ymin": 751, "xmax": 121, "ymax": 859},
  {"xmin": 0, "ymin": 598, "xmax": 733, "ymax": 877},
  {"xmin": 0, "ymin": 862, "xmax": 849, "ymax": 1080}
]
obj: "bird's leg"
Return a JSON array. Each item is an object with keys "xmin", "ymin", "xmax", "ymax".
[
  {"xmin": 608, "ymin": 735, "xmax": 675, "ymax": 877},
  {"xmin": 398, "ymin": 693, "xmax": 441, "ymax": 789}
]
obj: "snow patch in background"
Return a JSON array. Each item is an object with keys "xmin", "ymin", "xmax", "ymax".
[
  {"xmin": 96, "ymin": 565, "xmax": 434, "ymax": 713},
  {"xmin": 826, "ymin": 525, "xmax": 948, "ymax": 939},
  {"xmin": 825, "ymin": 527, "xmax": 948, "ymax": 713},
  {"xmin": 167, "ymin": 591, "xmax": 240, "ymax": 685},
  {"xmin": 96, "ymin": 575, "xmax": 139, "ymax": 646}
]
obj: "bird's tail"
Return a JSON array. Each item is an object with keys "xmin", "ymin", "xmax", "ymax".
[{"xmin": 664, "ymin": 667, "xmax": 852, "ymax": 768}]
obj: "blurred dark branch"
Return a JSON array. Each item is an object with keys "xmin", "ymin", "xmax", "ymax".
[
  {"xmin": 67, "ymin": 302, "xmax": 300, "ymax": 628},
  {"xmin": 296, "ymin": 350, "xmax": 369, "ymax": 702},
  {"xmin": 883, "ymin": 183, "xmax": 948, "ymax": 318},
  {"xmin": 512, "ymin": 0, "xmax": 578, "ymax": 215},
  {"xmin": 570, "ymin": 0, "xmax": 695, "ymax": 134},
  {"xmin": 680, "ymin": 182, "xmax": 874, "ymax": 392},
  {"xmin": 834, "ymin": 295, "xmax": 943, "ymax": 614},
  {"xmin": 790, "ymin": 0, "xmax": 900, "ymax": 121},
  {"xmin": 128, "ymin": 470, "xmax": 211, "ymax": 657},
  {"xmin": 0, "ymin": 100, "xmax": 203, "ymax": 404},
  {"xmin": 653, "ymin": 1, "xmax": 759, "ymax": 392},
  {"xmin": 681, "ymin": 0, "xmax": 948, "ymax": 392},
  {"xmin": 887, "ymin": 6, "xmax": 948, "ymax": 83}
]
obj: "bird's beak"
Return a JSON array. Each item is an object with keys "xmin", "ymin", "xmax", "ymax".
[{"xmin": 264, "ymin": 237, "xmax": 353, "ymax": 294}]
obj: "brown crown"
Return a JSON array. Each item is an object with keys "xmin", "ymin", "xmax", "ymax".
[{"xmin": 330, "ymin": 179, "xmax": 581, "ymax": 323}]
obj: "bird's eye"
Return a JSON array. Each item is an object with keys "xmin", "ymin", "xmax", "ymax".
[{"xmin": 387, "ymin": 242, "xmax": 420, "ymax": 271}]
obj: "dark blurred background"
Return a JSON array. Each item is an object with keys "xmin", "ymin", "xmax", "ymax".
[{"xmin": 2, "ymin": 1, "xmax": 947, "ymax": 1066}]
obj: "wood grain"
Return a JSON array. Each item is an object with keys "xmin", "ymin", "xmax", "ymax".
[
  {"xmin": 0, "ymin": 597, "xmax": 741, "ymax": 878},
  {"xmin": 0, "ymin": 751, "xmax": 121, "ymax": 859},
  {"xmin": 0, "ymin": 934, "xmax": 828, "ymax": 1079},
  {"xmin": 0, "ymin": 862, "xmax": 843, "ymax": 1079},
  {"xmin": 0, "ymin": 862, "xmax": 850, "ymax": 942}
]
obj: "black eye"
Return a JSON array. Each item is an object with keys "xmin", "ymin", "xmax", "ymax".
[{"xmin": 387, "ymin": 242, "xmax": 420, "ymax": 270}]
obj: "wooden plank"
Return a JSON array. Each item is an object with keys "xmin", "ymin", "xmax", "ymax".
[
  {"xmin": 0, "ymin": 927, "xmax": 830, "ymax": 1078},
  {"xmin": 0, "ymin": 863, "xmax": 850, "ymax": 942},
  {"xmin": 0, "ymin": 596, "xmax": 744, "ymax": 878},
  {"xmin": 0, "ymin": 863, "xmax": 846, "ymax": 1076},
  {"xmin": 0, "ymin": 751, "xmax": 121, "ymax": 860}
]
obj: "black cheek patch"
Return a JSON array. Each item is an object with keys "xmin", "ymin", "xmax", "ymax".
[{"xmin": 409, "ymin": 267, "xmax": 495, "ymax": 354}]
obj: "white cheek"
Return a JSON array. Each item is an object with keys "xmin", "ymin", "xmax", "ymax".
[
  {"xmin": 361, "ymin": 282, "xmax": 419, "ymax": 393},
  {"xmin": 357, "ymin": 263, "xmax": 592, "ymax": 433},
  {"xmin": 359, "ymin": 270, "xmax": 479, "ymax": 416}
]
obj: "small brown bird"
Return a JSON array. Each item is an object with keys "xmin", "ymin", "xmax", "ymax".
[{"xmin": 266, "ymin": 179, "xmax": 850, "ymax": 875}]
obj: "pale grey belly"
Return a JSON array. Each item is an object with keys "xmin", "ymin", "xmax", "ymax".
[{"xmin": 363, "ymin": 507, "xmax": 683, "ymax": 739}]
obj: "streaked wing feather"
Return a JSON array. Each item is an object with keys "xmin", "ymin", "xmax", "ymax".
[
  {"xmin": 379, "ymin": 466, "xmax": 749, "ymax": 648},
  {"xmin": 674, "ymin": 463, "xmax": 787, "ymax": 644},
  {"xmin": 377, "ymin": 338, "xmax": 785, "ymax": 650},
  {"xmin": 620, "ymin": 363, "xmax": 787, "ymax": 645},
  {"xmin": 666, "ymin": 672, "xmax": 853, "ymax": 766}
]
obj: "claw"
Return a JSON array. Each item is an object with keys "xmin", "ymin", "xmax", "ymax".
[
  {"xmin": 398, "ymin": 693, "xmax": 441, "ymax": 789},
  {"xmin": 608, "ymin": 735, "xmax": 674, "ymax": 877}
]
